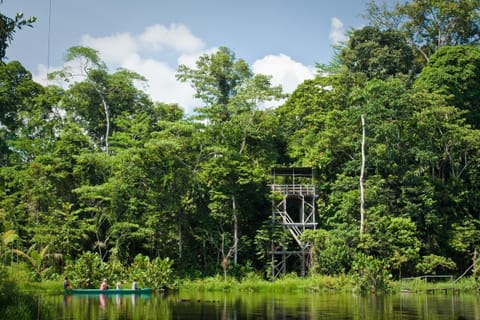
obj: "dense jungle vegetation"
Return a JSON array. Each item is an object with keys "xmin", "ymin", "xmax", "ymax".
[{"xmin": 1, "ymin": 0, "xmax": 480, "ymax": 295}]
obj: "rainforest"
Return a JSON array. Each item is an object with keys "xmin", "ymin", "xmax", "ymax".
[{"xmin": 1, "ymin": 3, "xmax": 480, "ymax": 315}]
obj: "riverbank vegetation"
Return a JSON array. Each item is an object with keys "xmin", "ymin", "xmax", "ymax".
[
  {"xmin": 1, "ymin": 0, "xmax": 480, "ymax": 300},
  {"xmin": 179, "ymin": 273, "xmax": 480, "ymax": 294}
]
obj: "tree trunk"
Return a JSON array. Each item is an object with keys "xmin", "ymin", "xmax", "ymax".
[
  {"xmin": 100, "ymin": 97, "xmax": 110, "ymax": 154},
  {"xmin": 360, "ymin": 115, "xmax": 366, "ymax": 238},
  {"xmin": 233, "ymin": 195, "xmax": 238, "ymax": 266}
]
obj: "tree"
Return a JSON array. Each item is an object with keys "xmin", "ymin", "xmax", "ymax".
[
  {"xmin": 0, "ymin": 1, "xmax": 36, "ymax": 61},
  {"xmin": 49, "ymin": 46, "xmax": 150, "ymax": 154},
  {"xmin": 177, "ymin": 46, "xmax": 283, "ymax": 123},
  {"xmin": 301, "ymin": 228, "xmax": 356, "ymax": 275},
  {"xmin": 0, "ymin": 61, "xmax": 43, "ymax": 165},
  {"xmin": 176, "ymin": 46, "xmax": 252, "ymax": 123},
  {"xmin": 340, "ymin": 26, "xmax": 416, "ymax": 80},
  {"xmin": 449, "ymin": 221, "xmax": 480, "ymax": 275},
  {"xmin": 360, "ymin": 216, "xmax": 421, "ymax": 277},
  {"xmin": 177, "ymin": 47, "xmax": 283, "ymax": 275},
  {"xmin": 415, "ymin": 45, "xmax": 480, "ymax": 128},
  {"xmin": 365, "ymin": 0, "xmax": 480, "ymax": 62}
]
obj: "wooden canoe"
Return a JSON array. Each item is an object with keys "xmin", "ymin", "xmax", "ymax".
[{"xmin": 65, "ymin": 288, "xmax": 152, "ymax": 295}]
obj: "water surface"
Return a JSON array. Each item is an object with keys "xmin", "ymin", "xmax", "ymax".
[{"xmin": 41, "ymin": 291, "xmax": 480, "ymax": 319}]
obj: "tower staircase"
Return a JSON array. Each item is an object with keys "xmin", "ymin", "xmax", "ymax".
[{"xmin": 269, "ymin": 168, "xmax": 317, "ymax": 278}]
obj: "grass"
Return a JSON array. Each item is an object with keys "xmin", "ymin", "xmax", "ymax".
[
  {"xmin": 180, "ymin": 272, "xmax": 480, "ymax": 294},
  {"xmin": 3, "ymin": 262, "xmax": 479, "ymax": 295},
  {"xmin": 395, "ymin": 275, "xmax": 480, "ymax": 294},
  {"xmin": 180, "ymin": 273, "xmax": 357, "ymax": 293}
]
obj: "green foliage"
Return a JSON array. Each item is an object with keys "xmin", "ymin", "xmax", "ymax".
[
  {"xmin": 1, "ymin": 21, "xmax": 480, "ymax": 286},
  {"xmin": 128, "ymin": 254, "xmax": 175, "ymax": 290},
  {"xmin": 0, "ymin": 5, "xmax": 36, "ymax": 61},
  {"xmin": 301, "ymin": 228, "xmax": 356, "ymax": 275},
  {"xmin": 63, "ymin": 252, "xmax": 177, "ymax": 290},
  {"xmin": 415, "ymin": 45, "xmax": 480, "ymax": 128},
  {"xmin": 449, "ymin": 221, "xmax": 480, "ymax": 255},
  {"xmin": 365, "ymin": 0, "xmax": 480, "ymax": 62},
  {"xmin": 360, "ymin": 216, "xmax": 421, "ymax": 277},
  {"xmin": 64, "ymin": 251, "xmax": 106, "ymax": 288},
  {"xmin": 176, "ymin": 46, "xmax": 253, "ymax": 122},
  {"xmin": 351, "ymin": 253, "xmax": 390, "ymax": 292},
  {"xmin": 340, "ymin": 26, "xmax": 415, "ymax": 80},
  {"xmin": 0, "ymin": 266, "xmax": 54, "ymax": 320},
  {"xmin": 254, "ymin": 218, "xmax": 290, "ymax": 277},
  {"xmin": 176, "ymin": 46, "xmax": 283, "ymax": 123},
  {"xmin": 180, "ymin": 273, "xmax": 355, "ymax": 293},
  {"xmin": 415, "ymin": 254, "xmax": 457, "ymax": 275}
]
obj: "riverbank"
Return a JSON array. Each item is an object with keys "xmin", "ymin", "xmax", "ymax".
[
  {"xmin": 10, "ymin": 268, "xmax": 480, "ymax": 296},
  {"xmin": 180, "ymin": 273, "xmax": 355, "ymax": 293},
  {"xmin": 179, "ymin": 273, "xmax": 480, "ymax": 294}
]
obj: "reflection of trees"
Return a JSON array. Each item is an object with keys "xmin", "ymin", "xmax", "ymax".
[{"xmin": 41, "ymin": 291, "xmax": 480, "ymax": 318}]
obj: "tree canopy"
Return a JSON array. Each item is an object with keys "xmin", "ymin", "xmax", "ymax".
[{"xmin": 1, "ymin": 0, "xmax": 480, "ymax": 286}]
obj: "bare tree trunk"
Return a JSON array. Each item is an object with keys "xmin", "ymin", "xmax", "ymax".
[
  {"xmin": 92, "ymin": 83, "xmax": 110, "ymax": 154},
  {"xmin": 221, "ymin": 233, "xmax": 228, "ymax": 281},
  {"xmin": 100, "ymin": 97, "xmax": 110, "ymax": 154},
  {"xmin": 233, "ymin": 195, "xmax": 238, "ymax": 266},
  {"xmin": 360, "ymin": 115, "xmax": 366, "ymax": 238},
  {"xmin": 218, "ymin": 197, "xmax": 240, "ymax": 281}
]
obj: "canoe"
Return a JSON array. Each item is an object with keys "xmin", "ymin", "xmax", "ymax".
[{"xmin": 65, "ymin": 288, "xmax": 152, "ymax": 295}]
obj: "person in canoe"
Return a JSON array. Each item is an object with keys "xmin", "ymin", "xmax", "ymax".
[
  {"xmin": 116, "ymin": 281, "xmax": 122, "ymax": 290},
  {"xmin": 63, "ymin": 277, "xmax": 72, "ymax": 289},
  {"xmin": 100, "ymin": 278, "xmax": 108, "ymax": 290}
]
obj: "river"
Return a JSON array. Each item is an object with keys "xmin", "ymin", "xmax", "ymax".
[{"xmin": 40, "ymin": 291, "xmax": 480, "ymax": 319}]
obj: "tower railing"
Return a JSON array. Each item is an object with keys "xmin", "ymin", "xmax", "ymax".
[{"xmin": 270, "ymin": 184, "xmax": 316, "ymax": 196}]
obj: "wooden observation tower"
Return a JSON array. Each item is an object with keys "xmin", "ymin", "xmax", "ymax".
[{"xmin": 270, "ymin": 167, "xmax": 317, "ymax": 278}]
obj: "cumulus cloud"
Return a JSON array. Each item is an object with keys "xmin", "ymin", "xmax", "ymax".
[
  {"xmin": 32, "ymin": 64, "xmax": 50, "ymax": 85},
  {"xmin": 121, "ymin": 56, "xmax": 199, "ymax": 110},
  {"xmin": 329, "ymin": 17, "xmax": 347, "ymax": 44},
  {"xmin": 140, "ymin": 23, "xmax": 205, "ymax": 53},
  {"xmin": 79, "ymin": 23, "xmax": 206, "ymax": 114},
  {"xmin": 177, "ymin": 47, "xmax": 218, "ymax": 68},
  {"xmin": 81, "ymin": 33, "xmax": 139, "ymax": 65},
  {"xmin": 34, "ymin": 23, "xmax": 315, "ymax": 115},
  {"xmin": 252, "ymin": 54, "xmax": 315, "ymax": 93}
]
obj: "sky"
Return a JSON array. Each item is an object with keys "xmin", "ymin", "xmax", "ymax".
[{"xmin": 2, "ymin": 0, "xmax": 387, "ymax": 114}]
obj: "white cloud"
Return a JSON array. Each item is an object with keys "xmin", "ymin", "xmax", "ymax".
[
  {"xmin": 329, "ymin": 17, "xmax": 347, "ymax": 44},
  {"xmin": 252, "ymin": 54, "xmax": 315, "ymax": 93},
  {"xmin": 139, "ymin": 23, "xmax": 205, "ymax": 53},
  {"xmin": 121, "ymin": 56, "xmax": 200, "ymax": 113},
  {"xmin": 81, "ymin": 33, "xmax": 139, "ymax": 65},
  {"xmin": 177, "ymin": 47, "xmax": 218, "ymax": 68},
  {"xmin": 79, "ymin": 24, "xmax": 205, "ymax": 114},
  {"xmin": 34, "ymin": 23, "xmax": 315, "ymax": 115},
  {"xmin": 32, "ymin": 64, "xmax": 50, "ymax": 85}
]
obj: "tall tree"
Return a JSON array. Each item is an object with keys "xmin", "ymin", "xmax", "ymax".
[
  {"xmin": 365, "ymin": 0, "xmax": 480, "ymax": 62},
  {"xmin": 340, "ymin": 26, "xmax": 416, "ymax": 80},
  {"xmin": 49, "ymin": 46, "xmax": 150, "ymax": 154},
  {"xmin": 177, "ymin": 46, "xmax": 283, "ymax": 123},
  {"xmin": 177, "ymin": 46, "xmax": 283, "ymax": 273},
  {"xmin": 0, "ymin": 61, "xmax": 43, "ymax": 165},
  {"xmin": 415, "ymin": 45, "xmax": 480, "ymax": 128}
]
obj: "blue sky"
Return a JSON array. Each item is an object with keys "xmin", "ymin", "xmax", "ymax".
[{"xmin": 2, "ymin": 0, "xmax": 393, "ymax": 114}]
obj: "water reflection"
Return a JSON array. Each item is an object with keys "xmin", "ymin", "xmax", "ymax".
[
  {"xmin": 99, "ymin": 293, "xmax": 106, "ymax": 309},
  {"xmin": 48, "ymin": 291, "xmax": 480, "ymax": 319}
]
